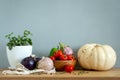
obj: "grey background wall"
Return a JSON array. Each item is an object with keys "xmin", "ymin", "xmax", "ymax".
[{"xmin": 0, "ymin": 0, "xmax": 120, "ymax": 68}]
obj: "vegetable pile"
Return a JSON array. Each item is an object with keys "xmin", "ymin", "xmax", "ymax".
[
  {"xmin": 21, "ymin": 55, "xmax": 54, "ymax": 71},
  {"xmin": 49, "ymin": 42, "xmax": 75, "ymax": 61},
  {"xmin": 49, "ymin": 42, "xmax": 76, "ymax": 73}
]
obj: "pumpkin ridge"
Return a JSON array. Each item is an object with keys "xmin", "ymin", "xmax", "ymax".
[{"xmin": 101, "ymin": 45, "xmax": 107, "ymax": 70}]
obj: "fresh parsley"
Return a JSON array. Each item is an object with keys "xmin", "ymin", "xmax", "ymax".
[{"xmin": 5, "ymin": 30, "xmax": 32, "ymax": 50}]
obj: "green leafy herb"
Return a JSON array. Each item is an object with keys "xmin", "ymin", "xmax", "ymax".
[{"xmin": 5, "ymin": 30, "xmax": 32, "ymax": 50}]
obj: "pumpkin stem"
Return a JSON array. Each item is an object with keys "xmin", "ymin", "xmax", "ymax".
[{"xmin": 95, "ymin": 45, "xmax": 100, "ymax": 47}]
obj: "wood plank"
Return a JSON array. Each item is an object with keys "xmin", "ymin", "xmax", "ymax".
[{"xmin": 0, "ymin": 68, "xmax": 120, "ymax": 80}]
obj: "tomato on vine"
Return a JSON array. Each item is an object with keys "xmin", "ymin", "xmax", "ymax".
[
  {"xmin": 50, "ymin": 56, "xmax": 55, "ymax": 61},
  {"xmin": 60, "ymin": 55, "xmax": 68, "ymax": 60},
  {"xmin": 54, "ymin": 50, "xmax": 63, "ymax": 58}
]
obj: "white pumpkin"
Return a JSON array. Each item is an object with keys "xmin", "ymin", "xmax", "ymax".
[{"xmin": 77, "ymin": 43, "xmax": 116, "ymax": 70}]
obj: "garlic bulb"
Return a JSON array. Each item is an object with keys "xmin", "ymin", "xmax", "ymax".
[{"xmin": 37, "ymin": 57, "xmax": 54, "ymax": 70}]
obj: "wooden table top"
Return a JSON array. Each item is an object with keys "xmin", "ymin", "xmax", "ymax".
[{"xmin": 0, "ymin": 68, "xmax": 120, "ymax": 80}]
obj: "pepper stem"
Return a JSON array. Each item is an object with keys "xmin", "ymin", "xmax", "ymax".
[{"xmin": 59, "ymin": 42, "xmax": 66, "ymax": 52}]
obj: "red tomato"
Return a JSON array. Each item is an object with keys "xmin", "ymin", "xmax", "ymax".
[
  {"xmin": 54, "ymin": 50, "xmax": 63, "ymax": 59},
  {"xmin": 67, "ymin": 55, "xmax": 75, "ymax": 60},
  {"xmin": 60, "ymin": 55, "xmax": 68, "ymax": 60},
  {"xmin": 65, "ymin": 65, "xmax": 74, "ymax": 73},
  {"xmin": 50, "ymin": 56, "xmax": 55, "ymax": 61}
]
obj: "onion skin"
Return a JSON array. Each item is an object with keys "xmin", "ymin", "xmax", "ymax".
[
  {"xmin": 21, "ymin": 57, "xmax": 36, "ymax": 70},
  {"xmin": 59, "ymin": 42, "xmax": 73, "ymax": 55},
  {"xmin": 35, "ymin": 57, "xmax": 42, "ymax": 62},
  {"xmin": 63, "ymin": 46, "xmax": 73, "ymax": 55}
]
